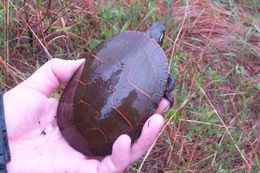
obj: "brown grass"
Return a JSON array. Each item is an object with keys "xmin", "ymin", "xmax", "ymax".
[{"xmin": 1, "ymin": 0, "xmax": 259, "ymax": 172}]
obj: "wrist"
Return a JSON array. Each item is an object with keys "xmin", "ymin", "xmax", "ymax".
[{"xmin": 0, "ymin": 88, "xmax": 11, "ymax": 172}]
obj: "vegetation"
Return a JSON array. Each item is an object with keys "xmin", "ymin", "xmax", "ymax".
[{"xmin": 0, "ymin": 0, "xmax": 259, "ymax": 172}]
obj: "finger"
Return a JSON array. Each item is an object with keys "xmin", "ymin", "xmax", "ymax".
[
  {"xmin": 155, "ymin": 98, "xmax": 170, "ymax": 114},
  {"xmin": 98, "ymin": 135, "xmax": 131, "ymax": 173},
  {"xmin": 130, "ymin": 114, "xmax": 164, "ymax": 162},
  {"xmin": 96, "ymin": 99, "xmax": 168, "ymax": 173},
  {"xmin": 19, "ymin": 58, "xmax": 85, "ymax": 96}
]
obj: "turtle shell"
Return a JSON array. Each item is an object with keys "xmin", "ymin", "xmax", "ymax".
[{"xmin": 57, "ymin": 31, "xmax": 169, "ymax": 156}]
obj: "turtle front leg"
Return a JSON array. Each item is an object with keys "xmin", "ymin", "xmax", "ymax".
[{"xmin": 164, "ymin": 75, "xmax": 176, "ymax": 107}]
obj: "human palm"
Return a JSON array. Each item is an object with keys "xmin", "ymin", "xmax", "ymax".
[{"xmin": 3, "ymin": 59, "xmax": 168, "ymax": 173}]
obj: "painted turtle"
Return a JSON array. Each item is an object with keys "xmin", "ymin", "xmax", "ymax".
[{"xmin": 57, "ymin": 22, "xmax": 176, "ymax": 156}]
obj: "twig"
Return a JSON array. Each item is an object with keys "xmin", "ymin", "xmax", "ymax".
[
  {"xmin": 137, "ymin": 97, "xmax": 191, "ymax": 172},
  {"xmin": 4, "ymin": 0, "xmax": 10, "ymax": 62},
  {"xmin": 196, "ymin": 82, "xmax": 251, "ymax": 168},
  {"xmin": 9, "ymin": 0, "xmax": 53, "ymax": 60},
  {"xmin": 168, "ymin": 0, "xmax": 189, "ymax": 72}
]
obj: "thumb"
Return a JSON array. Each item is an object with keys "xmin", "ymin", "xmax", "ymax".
[
  {"xmin": 18, "ymin": 58, "xmax": 84, "ymax": 96},
  {"xmin": 98, "ymin": 135, "xmax": 131, "ymax": 173}
]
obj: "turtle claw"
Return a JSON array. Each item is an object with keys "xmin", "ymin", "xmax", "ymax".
[{"xmin": 164, "ymin": 75, "xmax": 176, "ymax": 107}]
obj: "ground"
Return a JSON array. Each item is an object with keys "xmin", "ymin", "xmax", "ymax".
[{"xmin": 0, "ymin": 0, "xmax": 259, "ymax": 172}]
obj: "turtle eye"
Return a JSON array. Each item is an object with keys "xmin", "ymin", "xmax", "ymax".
[{"xmin": 159, "ymin": 33, "xmax": 164, "ymax": 45}]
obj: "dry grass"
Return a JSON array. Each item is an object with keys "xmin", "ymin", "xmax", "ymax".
[{"xmin": 0, "ymin": 0, "xmax": 259, "ymax": 172}]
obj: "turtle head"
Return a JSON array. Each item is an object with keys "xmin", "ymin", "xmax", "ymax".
[{"xmin": 145, "ymin": 21, "xmax": 165, "ymax": 46}]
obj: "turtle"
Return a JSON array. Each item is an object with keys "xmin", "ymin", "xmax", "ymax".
[{"xmin": 57, "ymin": 21, "xmax": 176, "ymax": 156}]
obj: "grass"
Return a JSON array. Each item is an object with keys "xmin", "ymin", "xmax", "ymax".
[{"xmin": 1, "ymin": 0, "xmax": 259, "ymax": 172}]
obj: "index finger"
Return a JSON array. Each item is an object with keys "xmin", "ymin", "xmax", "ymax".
[{"xmin": 18, "ymin": 58, "xmax": 85, "ymax": 96}]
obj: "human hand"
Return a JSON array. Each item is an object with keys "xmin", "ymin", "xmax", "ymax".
[{"xmin": 3, "ymin": 58, "xmax": 168, "ymax": 173}]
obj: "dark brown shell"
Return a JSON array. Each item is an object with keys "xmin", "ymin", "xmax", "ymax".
[{"xmin": 57, "ymin": 31, "xmax": 169, "ymax": 156}]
